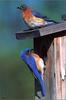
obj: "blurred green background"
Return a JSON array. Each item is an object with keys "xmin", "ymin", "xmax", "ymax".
[{"xmin": 0, "ymin": 0, "xmax": 66, "ymax": 100}]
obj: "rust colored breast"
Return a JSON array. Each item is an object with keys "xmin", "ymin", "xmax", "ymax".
[
  {"xmin": 22, "ymin": 9, "xmax": 32, "ymax": 20},
  {"xmin": 31, "ymin": 53, "xmax": 43, "ymax": 72}
]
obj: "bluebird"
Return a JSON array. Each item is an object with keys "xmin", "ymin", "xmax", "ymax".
[
  {"xmin": 20, "ymin": 48, "xmax": 46, "ymax": 96},
  {"xmin": 17, "ymin": 4, "xmax": 57, "ymax": 29}
]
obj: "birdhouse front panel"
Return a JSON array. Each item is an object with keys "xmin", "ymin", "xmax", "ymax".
[{"xmin": 54, "ymin": 35, "xmax": 66, "ymax": 100}]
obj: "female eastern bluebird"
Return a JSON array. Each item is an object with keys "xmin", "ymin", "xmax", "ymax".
[
  {"xmin": 20, "ymin": 48, "xmax": 46, "ymax": 96},
  {"xmin": 17, "ymin": 4, "xmax": 57, "ymax": 28}
]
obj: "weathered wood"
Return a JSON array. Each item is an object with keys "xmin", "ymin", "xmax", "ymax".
[
  {"xmin": 60, "ymin": 36, "xmax": 66, "ymax": 99},
  {"xmin": 54, "ymin": 36, "xmax": 66, "ymax": 100},
  {"xmin": 16, "ymin": 21, "xmax": 66, "ymax": 40},
  {"xmin": 54, "ymin": 37, "xmax": 62, "ymax": 99},
  {"xmin": 48, "ymin": 42, "xmax": 56, "ymax": 100},
  {"xmin": 16, "ymin": 29, "xmax": 40, "ymax": 39}
]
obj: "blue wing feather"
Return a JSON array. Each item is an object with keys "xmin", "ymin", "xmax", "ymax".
[
  {"xmin": 32, "ymin": 10, "xmax": 57, "ymax": 23},
  {"xmin": 32, "ymin": 10, "xmax": 47, "ymax": 19}
]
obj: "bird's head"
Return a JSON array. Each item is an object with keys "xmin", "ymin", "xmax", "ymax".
[
  {"xmin": 25, "ymin": 49, "xmax": 34, "ymax": 56},
  {"xmin": 17, "ymin": 4, "xmax": 28, "ymax": 10}
]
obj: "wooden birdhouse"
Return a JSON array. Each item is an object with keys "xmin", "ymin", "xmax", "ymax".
[{"xmin": 16, "ymin": 17, "xmax": 66, "ymax": 100}]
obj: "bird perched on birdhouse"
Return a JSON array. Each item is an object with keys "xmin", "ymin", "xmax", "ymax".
[
  {"xmin": 20, "ymin": 48, "xmax": 46, "ymax": 96},
  {"xmin": 17, "ymin": 4, "xmax": 57, "ymax": 29}
]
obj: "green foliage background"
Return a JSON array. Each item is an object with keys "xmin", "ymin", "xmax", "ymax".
[{"xmin": 0, "ymin": 0, "xmax": 66, "ymax": 100}]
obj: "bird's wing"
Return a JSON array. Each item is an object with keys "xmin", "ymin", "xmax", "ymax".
[
  {"xmin": 32, "ymin": 10, "xmax": 47, "ymax": 19},
  {"xmin": 32, "ymin": 10, "xmax": 57, "ymax": 23}
]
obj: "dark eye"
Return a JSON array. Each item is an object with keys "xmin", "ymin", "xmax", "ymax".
[{"xmin": 26, "ymin": 50, "xmax": 30, "ymax": 55}]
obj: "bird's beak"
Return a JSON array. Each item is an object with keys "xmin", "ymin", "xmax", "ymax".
[{"xmin": 17, "ymin": 7, "xmax": 22, "ymax": 10}]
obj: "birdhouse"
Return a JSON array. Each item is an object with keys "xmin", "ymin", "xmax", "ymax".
[{"xmin": 16, "ymin": 17, "xmax": 66, "ymax": 100}]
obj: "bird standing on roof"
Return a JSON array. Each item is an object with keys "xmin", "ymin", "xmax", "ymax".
[
  {"xmin": 17, "ymin": 4, "xmax": 57, "ymax": 29},
  {"xmin": 20, "ymin": 48, "xmax": 46, "ymax": 96}
]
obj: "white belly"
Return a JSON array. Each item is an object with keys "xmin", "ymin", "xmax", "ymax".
[{"xmin": 25, "ymin": 16, "xmax": 47, "ymax": 27}]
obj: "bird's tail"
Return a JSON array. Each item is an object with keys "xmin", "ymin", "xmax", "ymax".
[
  {"xmin": 40, "ymin": 78, "xmax": 46, "ymax": 96},
  {"xmin": 38, "ymin": 73, "xmax": 46, "ymax": 96},
  {"xmin": 47, "ymin": 20, "xmax": 58, "ymax": 24},
  {"xmin": 35, "ymin": 71, "xmax": 46, "ymax": 96},
  {"xmin": 43, "ymin": 16, "xmax": 58, "ymax": 24}
]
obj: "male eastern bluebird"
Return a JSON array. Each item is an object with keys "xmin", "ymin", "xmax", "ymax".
[
  {"xmin": 20, "ymin": 48, "xmax": 46, "ymax": 96},
  {"xmin": 17, "ymin": 4, "xmax": 57, "ymax": 29}
]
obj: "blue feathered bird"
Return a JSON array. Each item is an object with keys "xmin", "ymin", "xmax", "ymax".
[
  {"xmin": 17, "ymin": 4, "xmax": 57, "ymax": 29},
  {"xmin": 20, "ymin": 48, "xmax": 46, "ymax": 96}
]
